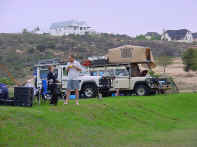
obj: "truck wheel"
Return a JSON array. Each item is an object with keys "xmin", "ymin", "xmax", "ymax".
[
  {"xmin": 135, "ymin": 85, "xmax": 150, "ymax": 96},
  {"xmin": 82, "ymin": 84, "xmax": 97, "ymax": 98}
]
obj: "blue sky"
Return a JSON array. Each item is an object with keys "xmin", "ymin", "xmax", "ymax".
[{"xmin": 0, "ymin": 0, "xmax": 196, "ymax": 36}]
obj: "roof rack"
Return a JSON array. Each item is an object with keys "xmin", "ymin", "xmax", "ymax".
[
  {"xmin": 38, "ymin": 58, "xmax": 60, "ymax": 64},
  {"xmin": 89, "ymin": 62, "xmax": 152, "ymax": 68},
  {"xmin": 35, "ymin": 58, "xmax": 66, "ymax": 67}
]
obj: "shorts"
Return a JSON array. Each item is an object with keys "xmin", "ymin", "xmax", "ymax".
[{"xmin": 67, "ymin": 80, "xmax": 80, "ymax": 90}]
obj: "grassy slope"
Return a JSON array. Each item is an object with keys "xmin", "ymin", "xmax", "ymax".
[{"xmin": 0, "ymin": 93, "xmax": 197, "ymax": 147}]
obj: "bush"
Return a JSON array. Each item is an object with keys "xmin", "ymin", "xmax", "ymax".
[
  {"xmin": 182, "ymin": 48, "xmax": 197, "ymax": 71},
  {"xmin": 0, "ymin": 77, "xmax": 15, "ymax": 86},
  {"xmin": 148, "ymin": 70, "xmax": 160, "ymax": 78}
]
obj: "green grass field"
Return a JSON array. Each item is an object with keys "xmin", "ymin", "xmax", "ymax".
[{"xmin": 1, "ymin": 93, "xmax": 197, "ymax": 147}]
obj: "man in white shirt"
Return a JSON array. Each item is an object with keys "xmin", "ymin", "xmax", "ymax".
[{"xmin": 64, "ymin": 55, "xmax": 82, "ymax": 105}]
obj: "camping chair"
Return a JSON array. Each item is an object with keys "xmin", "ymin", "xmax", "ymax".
[{"xmin": 37, "ymin": 80, "xmax": 52, "ymax": 104}]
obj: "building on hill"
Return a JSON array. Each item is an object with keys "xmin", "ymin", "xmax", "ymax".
[
  {"xmin": 49, "ymin": 20, "xmax": 95, "ymax": 36},
  {"xmin": 145, "ymin": 32, "xmax": 161, "ymax": 40},
  {"xmin": 161, "ymin": 29, "xmax": 193, "ymax": 43},
  {"xmin": 192, "ymin": 33, "xmax": 197, "ymax": 42}
]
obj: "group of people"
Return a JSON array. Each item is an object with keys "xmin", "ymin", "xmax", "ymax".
[{"xmin": 47, "ymin": 55, "xmax": 82, "ymax": 106}]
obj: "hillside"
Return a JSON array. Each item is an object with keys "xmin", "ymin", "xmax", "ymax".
[
  {"xmin": 0, "ymin": 33, "xmax": 193, "ymax": 79},
  {"xmin": 1, "ymin": 93, "xmax": 197, "ymax": 147}
]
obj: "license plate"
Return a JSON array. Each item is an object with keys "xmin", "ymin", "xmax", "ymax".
[{"xmin": 0, "ymin": 89, "xmax": 2, "ymax": 94}]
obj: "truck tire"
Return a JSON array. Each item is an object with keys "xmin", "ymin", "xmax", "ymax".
[
  {"xmin": 135, "ymin": 85, "xmax": 150, "ymax": 96},
  {"xmin": 81, "ymin": 83, "xmax": 97, "ymax": 98}
]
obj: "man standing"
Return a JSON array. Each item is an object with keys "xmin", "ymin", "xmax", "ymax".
[
  {"xmin": 47, "ymin": 66, "xmax": 59, "ymax": 105},
  {"xmin": 64, "ymin": 55, "xmax": 82, "ymax": 105}
]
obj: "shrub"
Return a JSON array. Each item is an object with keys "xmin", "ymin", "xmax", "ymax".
[
  {"xmin": 182, "ymin": 48, "xmax": 197, "ymax": 71},
  {"xmin": 0, "ymin": 77, "xmax": 15, "ymax": 86}
]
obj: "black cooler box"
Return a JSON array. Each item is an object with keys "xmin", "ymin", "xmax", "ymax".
[{"xmin": 14, "ymin": 87, "xmax": 33, "ymax": 107}]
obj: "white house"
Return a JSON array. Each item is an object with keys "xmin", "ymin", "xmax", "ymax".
[
  {"xmin": 161, "ymin": 29, "xmax": 193, "ymax": 43},
  {"xmin": 192, "ymin": 33, "xmax": 197, "ymax": 42},
  {"xmin": 49, "ymin": 20, "xmax": 95, "ymax": 36}
]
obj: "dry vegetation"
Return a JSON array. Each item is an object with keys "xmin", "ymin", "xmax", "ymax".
[{"xmin": 154, "ymin": 58, "xmax": 197, "ymax": 92}]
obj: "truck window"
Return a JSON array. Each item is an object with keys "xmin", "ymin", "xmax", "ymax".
[
  {"xmin": 90, "ymin": 71, "xmax": 98, "ymax": 76},
  {"xmin": 99, "ymin": 70, "xmax": 104, "ymax": 76},
  {"xmin": 80, "ymin": 71, "xmax": 90, "ymax": 76},
  {"xmin": 130, "ymin": 64, "xmax": 141, "ymax": 77},
  {"xmin": 115, "ymin": 69, "xmax": 129, "ymax": 76},
  {"xmin": 106, "ymin": 69, "xmax": 115, "ymax": 76}
]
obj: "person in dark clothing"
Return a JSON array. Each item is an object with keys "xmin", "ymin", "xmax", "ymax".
[
  {"xmin": 47, "ymin": 65, "xmax": 58, "ymax": 105},
  {"xmin": 140, "ymin": 70, "xmax": 148, "ymax": 77}
]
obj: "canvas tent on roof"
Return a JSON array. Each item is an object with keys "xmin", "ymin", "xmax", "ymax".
[{"xmin": 106, "ymin": 45, "xmax": 156, "ymax": 68}]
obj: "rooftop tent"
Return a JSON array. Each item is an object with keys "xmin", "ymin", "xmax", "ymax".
[{"xmin": 106, "ymin": 45, "xmax": 156, "ymax": 68}]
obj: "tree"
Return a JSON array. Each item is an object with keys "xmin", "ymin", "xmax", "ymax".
[
  {"xmin": 151, "ymin": 35, "xmax": 161, "ymax": 40},
  {"xmin": 156, "ymin": 56, "xmax": 173, "ymax": 73},
  {"xmin": 182, "ymin": 48, "xmax": 197, "ymax": 72},
  {"xmin": 32, "ymin": 26, "xmax": 40, "ymax": 33},
  {"xmin": 35, "ymin": 26, "xmax": 40, "ymax": 32},
  {"xmin": 22, "ymin": 28, "xmax": 28, "ymax": 34}
]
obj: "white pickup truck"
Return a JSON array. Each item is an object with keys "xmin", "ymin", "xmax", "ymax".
[{"xmin": 34, "ymin": 61, "xmax": 108, "ymax": 98}]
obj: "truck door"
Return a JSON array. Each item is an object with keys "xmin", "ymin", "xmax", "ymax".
[
  {"xmin": 113, "ymin": 68, "xmax": 130, "ymax": 89},
  {"xmin": 114, "ymin": 76, "xmax": 130, "ymax": 89}
]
